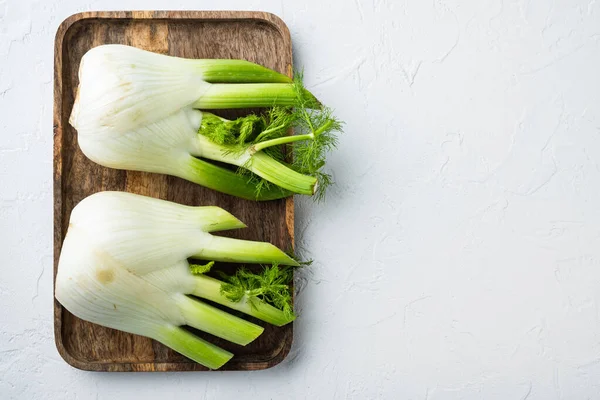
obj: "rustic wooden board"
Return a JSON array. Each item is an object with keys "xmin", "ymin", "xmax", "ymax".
[{"xmin": 53, "ymin": 10, "xmax": 295, "ymax": 372}]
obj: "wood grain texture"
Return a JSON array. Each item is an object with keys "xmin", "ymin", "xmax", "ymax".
[{"xmin": 53, "ymin": 10, "xmax": 295, "ymax": 372}]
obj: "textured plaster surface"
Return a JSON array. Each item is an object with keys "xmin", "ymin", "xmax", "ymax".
[{"xmin": 2, "ymin": 0, "xmax": 600, "ymax": 398}]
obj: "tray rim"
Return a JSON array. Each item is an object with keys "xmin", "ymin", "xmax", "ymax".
[{"xmin": 53, "ymin": 10, "xmax": 295, "ymax": 372}]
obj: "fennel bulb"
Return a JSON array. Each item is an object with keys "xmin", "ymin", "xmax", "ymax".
[
  {"xmin": 70, "ymin": 44, "xmax": 341, "ymax": 200},
  {"xmin": 55, "ymin": 191, "xmax": 298, "ymax": 369}
]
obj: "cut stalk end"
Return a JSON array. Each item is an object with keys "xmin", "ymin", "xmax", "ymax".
[{"xmin": 248, "ymin": 152, "xmax": 317, "ymax": 196}]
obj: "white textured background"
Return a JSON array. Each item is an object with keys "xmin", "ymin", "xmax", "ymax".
[{"xmin": 2, "ymin": 0, "xmax": 600, "ymax": 398}]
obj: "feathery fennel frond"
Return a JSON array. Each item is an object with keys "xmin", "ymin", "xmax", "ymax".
[
  {"xmin": 199, "ymin": 112, "xmax": 264, "ymax": 146},
  {"xmin": 189, "ymin": 261, "xmax": 215, "ymax": 275},
  {"xmin": 219, "ymin": 264, "xmax": 296, "ymax": 319},
  {"xmin": 196, "ymin": 72, "xmax": 342, "ymax": 199}
]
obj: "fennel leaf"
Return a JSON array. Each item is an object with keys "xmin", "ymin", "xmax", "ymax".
[
  {"xmin": 189, "ymin": 261, "xmax": 215, "ymax": 275},
  {"xmin": 218, "ymin": 264, "xmax": 296, "ymax": 319}
]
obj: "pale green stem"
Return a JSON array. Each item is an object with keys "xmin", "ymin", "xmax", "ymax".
[
  {"xmin": 192, "ymin": 135, "xmax": 316, "ymax": 196},
  {"xmin": 192, "ymin": 235, "xmax": 300, "ymax": 266},
  {"xmin": 192, "ymin": 275, "xmax": 295, "ymax": 327},
  {"xmin": 155, "ymin": 325, "xmax": 232, "ymax": 369},
  {"xmin": 252, "ymin": 133, "xmax": 313, "ymax": 153},
  {"xmin": 312, "ymin": 119, "xmax": 334, "ymax": 136},
  {"xmin": 178, "ymin": 155, "xmax": 290, "ymax": 201},
  {"xmin": 253, "ymin": 124, "xmax": 288, "ymax": 143},
  {"xmin": 177, "ymin": 295, "xmax": 263, "ymax": 346},
  {"xmin": 195, "ymin": 59, "xmax": 292, "ymax": 83},
  {"xmin": 193, "ymin": 84, "xmax": 317, "ymax": 109},
  {"xmin": 191, "ymin": 135, "xmax": 252, "ymax": 166},
  {"xmin": 248, "ymin": 152, "xmax": 316, "ymax": 195}
]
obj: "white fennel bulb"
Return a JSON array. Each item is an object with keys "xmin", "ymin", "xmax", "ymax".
[
  {"xmin": 68, "ymin": 44, "xmax": 337, "ymax": 200},
  {"xmin": 55, "ymin": 191, "xmax": 298, "ymax": 369},
  {"xmin": 70, "ymin": 44, "xmax": 210, "ymax": 135}
]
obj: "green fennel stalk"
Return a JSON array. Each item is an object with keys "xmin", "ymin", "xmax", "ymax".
[{"xmin": 193, "ymin": 76, "xmax": 343, "ymax": 200}]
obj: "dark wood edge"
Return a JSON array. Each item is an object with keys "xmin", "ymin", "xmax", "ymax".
[
  {"xmin": 53, "ymin": 10, "xmax": 295, "ymax": 372},
  {"xmin": 53, "ymin": 10, "xmax": 293, "ymax": 44}
]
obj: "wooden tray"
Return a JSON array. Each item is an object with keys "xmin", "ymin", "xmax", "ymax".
[{"xmin": 53, "ymin": 10, "xmax": 294, "ymax": 372}]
